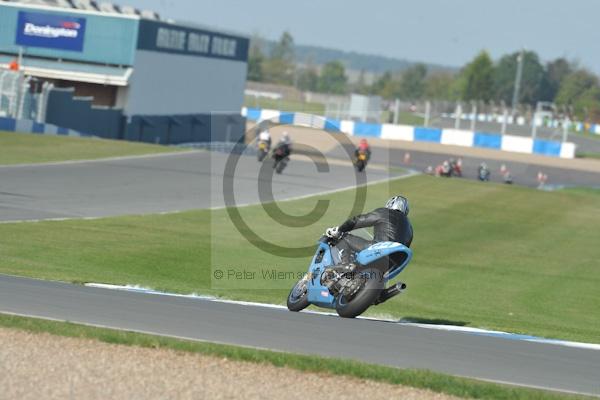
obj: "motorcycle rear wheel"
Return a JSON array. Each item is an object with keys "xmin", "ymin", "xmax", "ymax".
[{"xmin": 335, "ymin": 267, "xmax": 384, "ymax": 318}]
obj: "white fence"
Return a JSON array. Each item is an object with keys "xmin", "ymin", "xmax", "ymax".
[{"xmin": 0, "ymin": 69, "xmax": 54, "ymax": 122}]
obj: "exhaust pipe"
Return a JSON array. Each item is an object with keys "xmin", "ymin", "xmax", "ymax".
[{"xmin": 374, "ymin": 282, "xmax": 407, "ymax": 305}]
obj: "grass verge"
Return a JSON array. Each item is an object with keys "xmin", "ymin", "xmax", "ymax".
[
  {"xmin": 576, "ymin": 152, "xmax": 600, "ymax": 160},
  {"xmin": 0, "ymin": 313, "xmax": 587, "ymax": 400},
  {"xmin": 1, "ymin": 175, "xmax": 599, "ymax": 342},
  {"xmin": 0, "ymin": 131, "xmax": 186, "ymax": 165},
  {"xmin": 244, "ymin": 96, "xmax": 325, "ymax": 115}
]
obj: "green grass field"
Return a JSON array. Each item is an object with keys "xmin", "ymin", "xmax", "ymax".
[
  {"xmin": 576, "ymin": 152, "xmax": 600, "ymax": 160},
  {"xmin": 247, "ymin": 99, "xmax": 424, "ymax": 125},
  {"xmin": 380, "ymin": 110, "xmax": 426, "ymax": 126},
  {"xmin": 0, "ymin": 131, "xmax": 185, "ymax": 165},
  {"xmin": 0, "ymin": 314, "xmax": 584, "ymax": 400},
  {"xmin": 572, "ymin": 129, "xmax": 600, "ymax": 142},
  {"xmin": 1, "ymin": 176, "xmax": 599, "ymax": 343},
  {"xmin": 244, "ymin": 96, "xmax": 326, "ymax": 115}
]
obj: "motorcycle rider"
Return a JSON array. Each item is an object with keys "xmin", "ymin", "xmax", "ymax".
[
  {"xmin": 355, "ymin": 138, "xmax": 371, "ymax": 161},
  {"xmin": 478, "ymin": 162, "xmax": 490, "ymax": 181},
  {"xmin": 448, "ymin": 157, "xmax": 462, "ymax": 177},
  {"xmin": 325, "ymin": 196, "xmax": 413, "ymax": 265},
  {"xmin": 257, "ymin": 128, "xmax": 272, "ymax": 150},
  {"xmin": 272, "ymin": 131, "xmax": 292, "ymax": 158},
  {"xmin": 440, "ymin": 160, "xmax": 452, "ymax": 177}
]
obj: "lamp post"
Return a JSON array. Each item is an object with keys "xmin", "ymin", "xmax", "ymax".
[{"xmin": 511, "ymin": 48, "xmax": 524, "ymax": 116}]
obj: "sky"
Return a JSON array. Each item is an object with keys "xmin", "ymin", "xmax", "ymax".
[{"xmin": 124, "ymin": 0, "xmax": 598, "ymax": 72}]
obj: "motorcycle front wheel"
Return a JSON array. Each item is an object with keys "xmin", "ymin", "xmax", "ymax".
[
  {"xmin": 335, "ymin": 267, "xmax": 384, "ymax": 318},
  {"xmin": 287, "ymin": 276, "xmax": 310, "ymax": 312},
  {"xmin": 276, "ymin": 159, "xmax": 287, "ymax": 174}
]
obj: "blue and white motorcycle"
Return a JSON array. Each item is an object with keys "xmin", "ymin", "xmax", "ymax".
[{"xmin": 287, "ymin": 231, "xmax": 413, "ymax": 318}]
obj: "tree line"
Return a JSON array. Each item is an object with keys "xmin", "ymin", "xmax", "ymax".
[
  {"xmin": 249, "ymin": 32, "xmax": 349, "ymax": 95},
  {"xmin": 249, "ymin": 32, "xmax": 600, "ymax": 121}
]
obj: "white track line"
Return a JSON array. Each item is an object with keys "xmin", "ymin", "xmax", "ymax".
[
  {"xmin": 0, "ymin": 216, "xmax": 104, "ymax": 225},
  {"xmin": 85, "ymin": 283, "xmax": 600, "ymax": 352}
]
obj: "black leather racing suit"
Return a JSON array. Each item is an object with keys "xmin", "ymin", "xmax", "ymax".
[
  {"xmin": 336, "ymin": 208, "xmax": 413, "ymax": 264},
  {"xmin": 273, "ymin": 142, "xmax": 291, "ymax": 158},
  {"xmin": 355, "ymin": 147, "xmax": 371, "ymax": 161}
]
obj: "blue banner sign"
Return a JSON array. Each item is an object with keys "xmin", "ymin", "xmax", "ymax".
[{"xmin": 15, "ymin": 11, "xmax": 86, "ymax": 52}]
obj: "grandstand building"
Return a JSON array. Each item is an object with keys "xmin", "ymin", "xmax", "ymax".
[{"xmin": 0, "ymin": 0, "xmax": 249, "ymax": 143}]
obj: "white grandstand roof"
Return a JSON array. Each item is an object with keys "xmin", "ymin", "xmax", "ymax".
[
  {"xmin": 2, "ymin": 0, "xmax": 249, "ymax": 38},
  {"xmin": 118, "ymin": 5, "xmax": 138, "ymax": 16},
  {"xmin": 1, "ymin": 0, "xmax": 157, "ymax": 20}
]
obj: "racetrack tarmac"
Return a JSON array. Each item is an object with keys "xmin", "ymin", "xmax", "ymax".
[
  {"xmin": 1, "ymin": 275, "xmax": 598, "ymax": 397},
  {"xmin": 2, "ymin": 144, "xmax": 597, "ymax": 224},
  {"xmin": 0, "ymin": 151, "xmax": 396, "ymax": 222},
  {"xmin": 378, "ymin": 147, "xmax": 600, "ymax": 188},
  {"xmin": 323, "ymin": 143, "xmax": 600, "ymax": 188}
]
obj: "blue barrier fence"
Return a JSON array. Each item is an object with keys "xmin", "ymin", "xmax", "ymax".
[
  {"xmin": 243, "ymin": 107, "xmax": 576, "ymax": 159},
  {"xmin": 0, "ymin": 117, "xmax": 87, "ymax": 137}
]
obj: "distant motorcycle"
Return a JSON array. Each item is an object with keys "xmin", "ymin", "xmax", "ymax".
[
  {"xmin": 257, "ymin": 140, "xmax": 270, "ymax": 162},
  {"xmin": 449, "ymin": 160, "xmax": 463, "ymax": 177},
  {"xmin": 354, "ymin": 151, "xmax": 368, "ymax": 172},
  {"xmin": 478, "ymin": 166, "xmax": 491, "ymax": 181},
  {"xmin": 438, "ymin": 161, "xmax": 452, "ymax": 178},
  {"xmin": 272, "ymin": 146, "xmax": 289, "ymax": 174}
]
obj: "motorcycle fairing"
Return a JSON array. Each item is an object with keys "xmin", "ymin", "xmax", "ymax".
[{"xmin": 356, "ymin": 242, "xmax": 413, "ymax": 281}]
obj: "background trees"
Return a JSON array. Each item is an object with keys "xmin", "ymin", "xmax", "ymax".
[
  {"xmin": 398, "ymin": 64, "xmax": 427, "ymax": 101},
  {"xmin": 317, "ymin": 61, "xmax": 348, "ymax": 94},
  {"xmin": 458, "ymin": 51, "xmax": 494, "ymax": 102},
  {"xmin": 261, "ymin": 31, "xmax": 295, "ymax": 85},
  {"xmin": 247, "ymin": 36, "xmax": 265, "ymax": 82},
  {"xmin": 555, "ymin": 69, "xmax": 600, "ymax": 120},
  {"xmin": 494, "ymin": 51, "xmax": 546, "ymax": 105},
  {"xmin": 248, "ymin": 31, "xmax": 600, "ymax": 121}
]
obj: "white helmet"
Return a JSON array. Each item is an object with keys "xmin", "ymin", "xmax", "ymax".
[{"xmin": 385, "ymin": 196, "xmax": 409, "ymax": 216}]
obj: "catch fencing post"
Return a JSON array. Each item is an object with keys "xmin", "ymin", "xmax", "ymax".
[
  {"xmin": 470, "ymin": 101, "xmax": 477, "ymax": 132},
  {"xmin": 562, "ymin": 117, "xmax": 569, "ymax": 143},
  {"xmin": 0, "ymin": 71, "xmax": 6, "ymax": 114},
  {"xmin": 454, "ymin": 103, "xmax": 462, "ymax": 129},
  {"xmin": 393, "ymin": 99, "xmax": 400, "ymax": 124},
  {"xmin": 36, "ymin": 82, "xmax": 54, "ymax": 123},
  {"xmin": 7, "ymin": 72, "xmax": 19, "ymax": 117},
  {"xmin": 511, "ymin": 48, "xmax": 524, "ymax": 115},
  {"xmin": 501, "ymin": 108, "xmax": 508, "ymax": 135},
  {"xmin": 16, "ymin": 76, "xmax": 31, "ymax": 120},
  {"xmin": 424, "ymin": 101, "xmax": 431, "ymax": 127},
  {"xmin": 531, "ymin": 102, "xmax": 541, "ymax": 142}
]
